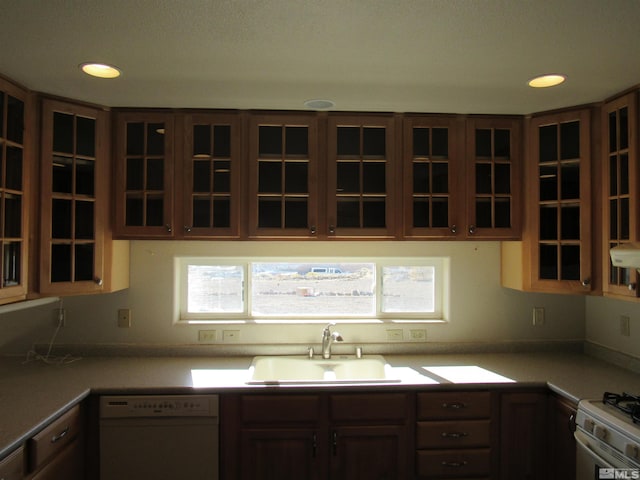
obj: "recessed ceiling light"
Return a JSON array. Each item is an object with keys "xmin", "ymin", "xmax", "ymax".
[
  {"xmin": 80, "ymin": 62, "xmax": 121, "ymax": 79},
  {"xmin": 303, "ymin": 99, "xmax": 335, "ymax": 110},
  {"xmin": 528, "ymin": 74, "xmax": 566, "ymax": 88}
]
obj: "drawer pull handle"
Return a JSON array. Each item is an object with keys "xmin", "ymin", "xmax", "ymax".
[
  {"xmin": 441, "ymin": 431, "xmax": 469, "ymax": 438},
  {"xmin": 442, "ymin": 402, "xmax": 466, "ymax": 409},
  {"xmin": 441, "ymin": 460, "xmax": 468, "ymax": 468},
  {"xmin": 51, "ymin": 426, "xmax": 69, "ymax": 443}
]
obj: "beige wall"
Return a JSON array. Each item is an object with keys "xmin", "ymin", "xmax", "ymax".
[
  {"xmin": 585, "ymin": 296, "xmax": 640, "ymax": 359},
  {"xmin": 0, "ymin": 241, "xmax": 587, "ymax": 355}
]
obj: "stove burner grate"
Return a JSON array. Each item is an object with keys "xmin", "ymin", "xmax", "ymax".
[{"xmin": 603, "ymin": 392, "xmax": 640, "ymax": 424}]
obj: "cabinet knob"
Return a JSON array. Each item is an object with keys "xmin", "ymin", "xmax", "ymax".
[
  {"xmin": 329, "ymin": 225, "xmax": 336, "ymax": 234},
  {"xmin": 581, "ymin": 278, "xmax": 591, "ymax": 288},
  {"xmin": 310, "ymin": 225, "xmax": 316, "ymax": 235},
  {"xmin": 468, "ymin": 225, "xmax": 476, "ymax": 235},
  {"xmin": 629, "ymin": 283, "xmax": 637, "ymax": 291},
  {"xmin": 95, "ymin": 277, "xmax": 103, "ymax": 286},
  {"xmin": 184, "ymin": 226, "xmax": 192, "ymax": 233},
  {"xmin": 450, "ymin": 225, "xmax": 457, "ymax": 234},
  {"xmin": 165, "ymin": 224, "xmax": 172, "ymax": 233}
]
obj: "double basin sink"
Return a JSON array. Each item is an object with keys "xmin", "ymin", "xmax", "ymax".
[{"xmin": 247, "ymin": 354, "xmax": 399, "ymax": 384}]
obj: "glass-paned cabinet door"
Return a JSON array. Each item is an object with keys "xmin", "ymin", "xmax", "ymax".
[
  {"xmin": 465, "ymin": 117, "xmax": 522, "ymax": 239},
  {"xmin": 0, "ymin": 79, "xmax": 28, "ymax": 303},
  {"xmin": 114, "ymin": 112, "xmax": 174, "ymax": 238},
  {"xmin": 328, "ymin": 115, "xmax": 397, "ymax": 238},
  {"xmin": 248, "ymin": 114, "xmax": 318, "ymax": 237},
  {"xmin": 529, "ymin": 109, "xmax": 591, "ymax": 292},
  {"xmin": 603, "ymin": 93, "xmax": 639, "ymax": 298},
  {"xmin": 183, "ymin": 113, "xmax": 241, "ymax": 238},
  {"xmin": 403, "ymin": 115, "xmax": 461, "ymax": 238},
  {"xmin": 40, "ymin": 99, "xmax": 106, "ymax": 294}
]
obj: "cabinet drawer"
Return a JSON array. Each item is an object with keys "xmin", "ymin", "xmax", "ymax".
[
  {"xmin": 330, "ymin": 393, "xmax": 408, "ymax": 423},
  {"xmin": 416, "ymin": 448, "xmax": 491, "ymax": 477},
  {"xmin": 417, "ymin": 419, "xmax": 490, "ymax": 448},
  {"xmin": 241, "ymin": 395, "xmax": 320, "ymax": 424},
  {"xmin": 0, "ymin": 446, "xmax": 24, "ymax": 479},
  {"xmin": 418, "ymin": 391, "xmax": 490, "ymax": 419},
  {"xmin": 28, "ymin": 405, "xmax": 82, "ymax": 472}
]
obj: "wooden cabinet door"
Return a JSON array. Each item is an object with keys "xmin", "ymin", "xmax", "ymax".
[
  {"xmin": 602, "ymin": 92, "xmax": 640, "ymax": 298},
  {"xmin": 403, "ymin": 115, "xmax": 463, "ymax": 238},
  {"xmin": 465, "ymin": 117, "xmax": 522, "ymax": 239},
  {"xmin": 327, "ymin": 114, "xmax": 398, "ymax": 239},
  {"xmin": 548, "ymin": 395, "xmax": 576, "ymax": 480},
  {"xmin": 182, "ymin": 113, "xmax": 242, "ymax": 238},
  {"xmin": 0, "ymin": 78, "xmax": 30, "ymax": 304},
  {"xmin": 39, "ymin": 99, "xmax": 108, "ymax": 295},
  {"xmin": 114, "ymin": 111, "xmax": 175, "ymax": 238},
  {"xmin": 240, "ymin": 428, "xmax": 323, "ymax": 480},
  {"xmin": 29, "ymin": 439, "xmax": 83, "ymax": 480},
  {"xmin": 330, "ymin": 425, "xmax": 407, "ymax": 480}
]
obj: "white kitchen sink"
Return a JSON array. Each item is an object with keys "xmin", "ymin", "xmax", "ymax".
[{"xmin": 247, "ymin": 354, "xmax": 399, "ymax": 384}]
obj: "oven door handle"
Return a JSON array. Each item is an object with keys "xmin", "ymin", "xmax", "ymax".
[{"xmin": 574, "ymin": 430, "xmax": 614, "ymax": 468}]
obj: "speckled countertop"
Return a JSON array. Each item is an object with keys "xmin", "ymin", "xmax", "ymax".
[{"xmin": 1, "ymin": 351, "xmax": 640, "ymax": 459}]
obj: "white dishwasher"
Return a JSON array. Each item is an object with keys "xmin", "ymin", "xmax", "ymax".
[{"xmin": 99, "ymin": 394, "xmax": 219, "ymax": 480}]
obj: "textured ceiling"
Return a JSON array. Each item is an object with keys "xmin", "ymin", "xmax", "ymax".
[{"xmin": 1, "ymin": 0, "xmax": 639, "ymax": 114}]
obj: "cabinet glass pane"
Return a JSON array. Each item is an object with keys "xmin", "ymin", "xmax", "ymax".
[
  {"xmin": 362, "ymin": 162, "xmax": 385, "ymax": 193},
  {"xmin": 561, "ymin": 245, "xmax": 580, "ymax": 280},
  {"xmin": 337, "ymin": 198, "xmax": 360, "ymax": 227},
  {"xmin": 213, "ymin": 198, "xmax": 231, "ymax": 228},
  {"xmin": 76, "ymin": 159, "xmax": 95, "ymax": 196},
  {"xmin": 284, "ymin": 198, "xmax": 307, "ymax": 228},
  {"xmin": 609, "ymin": 155, "xmax": 618, "ymax": 196},
  {"xmin": 494, "ymin": 129, "xmax": 510, "ymax": 158},
  {"xmin": 147, "ymin": 158, "xmax": 164, "ymax": 190},
  {"xmin": 540, "ymin": 206, "xmax": 558, "ymax": 240},
  {"xmin": 495, "ymin": 198, "xmax": 511, "ymax": 228},
  {"xmin": 75, "ymin": 201, "xmax": 94, "ymax": 239},
  {"xmin": 620, "ymin": 107, "xmax": 629, "ymax": 150},
  {"xmin": 540, "ymin": 244, "xmax": 558, "ymax": 280},
  {"xmin": 193, "ymin": 125, "xmax": 211, "ymax": 156},
  {"xmin": 285, "ymin": 126, "xmax": 308, "ymax": 156},
  {"xmin": 337, "ymin": 127, "xmax": 360, "ymax": 156},
  {"xmin": 4, "ymin": 193, "xmax": 21, "ymax": 237},
  {"xmin": 284, "ymin": 162, "xmax": 308, "ymax": 194},
  {"xmin": 193, "ymin": 160, "xmax": 211, "ymax": 192},
  {"xmin": 52, "ymin": 156, "xmax": 73, "ymax": 193},
  {"xmin": 147, "ymin": 123, "xmax": 165, "ymax": 155},
  {"xmin": 621, "ymin": 198, "xmax": 630, "ymax": 240},
  {"xmin": 76, "ymin": 116, "xmax": 95, "ymax": 157},
  {"xmin": 126, "ymin": 123, "xmax": 144, "ymax": 155},
  {"xmin": 413, "ymin": 163, "xmax": 429, "ymax": 193},
  {"xmin": 432, "ymin": 162, "xmax": 448, "ymax": 194},
  {"xmin": 146, "ymin": 195, "xmax": 164, "ymax": 226},
  {"xmin": 609, "ymin": 111, "xmax": 617, "ymax": 153},
  {"xmin": 213, "ymin": 125, "xmax": 231, "ymax": 157},
  {"xmin": 3, "ymin": 241, "xmax": 20, "ymax": 286},
  {"xmin": 363, "ymin": 128, "xmax": 385, "ymax": 157},
  {"xmin": 560, "ymin": 121, "xmax": 580, "ymax": 159},
  {"xmin": 475, "ymin": 199, "xmax": 492, "ymax": 228},
  {"xmin": 560, "ymin": 205, "xmax": 580, "ymax": 240},
  {"xmin": 539, "ymin": 166, "xmax": 558, "ymax": 201},
  {"xmin": 620, "ymin": 154, "xmax": 629, "ymax": 195},
  {"xmin": 258, "ymin": 162, "xmax": 282, "ymax": 193},
  {"xmin": 363, "ymin": 198, "xmax": 385, "ymax": 227},
  {"xmin": 413, "ymin": 200, "xmax": 429, "ymax": 227},
  {"xmin": 259, "ymin": 126, "xmax": 282, "ymax": 156},
  {"xmin": 432, "ymin": 198, "xmax": 448, "ymax": 227},
  {"xmin": 6, "ymin": 96, "xmax": 23, "ymax": 144},
  {"xmin": 126, "ymin": 158, "xmax": 144, "ymax": 190},
  {"xmin": 413, "ymin": 128, "xmax": 429, "ymax": 156},
  {"xmin": 258, "ymin": 198, "xmax": 281, "ymax": 228},
  {"xmin": 475, "ymin": 129, "xmax": 492, "ymax": 157},
  {"xmin": 192, "ymin": 197, "xmax": 210, "ymax": 227},
  {"xmin": 609, "ymin": 199, "xmax": 618, "ymax": 240},
  {"xmin": 213, "ymin": 161, "xmax": 231, "ymax": 192},
  {"xmin": 75, "ymin": 244, "xmax": 94, "ymax": 281},
  {"xmin": 52, "ymin": 199, "xmax": 72, "ymax": 238},
  {"xmin": 476, "ymin": 164, "xmax": 492, "ymax": 194},
  {"xmin": 5, "ymin": 146, "xmax": 21, "ymax": 191},
  {"xmin": 539, "ymin": 125, "xmax": 558, "ymax": 162},
  {"xmin": 337, "ymin": 162, "xmax": 360, "ymax": 193},
  {"xmin": 432, "ymin": 128, "xmax": 448, "ymax": 157},
  {"xmin": 125, "ymin": 194, "xmax": 143, "ymax": 226},
  {"xmin": 51, "ymin": 244, "xmax": 71, "ymax": 282},
  {"xmin": 53, "ymin": 112, "xmax": 74, "ymax": 154},
  {"xmin": 495, "ymin": 163, "xmax": 510, "ymax": 194},
  {"xmin": 0, "ymin": 93, "xmax": 4, "ymax": 138},
  {"xmin": 560, "ymin": 163, "xmax": 580, "ymax": 200}
]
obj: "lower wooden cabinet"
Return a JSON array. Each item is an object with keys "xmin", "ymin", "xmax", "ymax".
[
  {"xmin": 0, "ymin": 446, "xmax": 24, "ymax": 480},
  {"xmin": 548, "ymin": 394, "xmax": 577, "ymax": 480}
]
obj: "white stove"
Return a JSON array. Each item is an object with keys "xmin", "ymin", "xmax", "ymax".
[{"xmin": 575, "ymin": 393, "xmax": 640, "ymax": 479}]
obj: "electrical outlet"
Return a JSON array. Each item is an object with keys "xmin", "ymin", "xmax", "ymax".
[
  {"xmin": 386, "ymin": 329, "xmax": 403, "ymax": 341},
  {"xmin": 410, "ymin": 329, "xmax": 427, "ymax": 341},
  {"xmin": 223, "ymin": 330, "xmax": 240, "ymax": 342},
  {"xmin": 117, "ymin": 308, "xmax": 131, "ymax": 328},
  {"xmin": 620, "ymin": 315, "xmax": 631, "ymax": 336},
  {"xmin": 532, "ymin": 307, "xmax": 545, "ymax": 326},
  {"xmin": 198, "ymin": 330, "xmax": 217, "ymax": 342}
]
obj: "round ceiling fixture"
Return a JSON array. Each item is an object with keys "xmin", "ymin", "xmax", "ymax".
[
  {"xmin": 80, "ymin": 62, "xmax": 121, "ymax": 79},
  {"xmin": 303, "ymin": 99, "xmax": 335, "ymax": 110},
  {"xmin": 528, "ymin": 74, "xmax": 566, "ymax": 88}
]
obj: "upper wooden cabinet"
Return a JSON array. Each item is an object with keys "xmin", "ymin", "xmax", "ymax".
[
  {"xmin": 602, "ymin": 92, "xmax": 640, "ymax": 299},
  {"xmin": 248, "ymin": 113, "xmax": 318, "ymax": 238},
  {"xmin": 183, "ymin": 113, "xmax": 242, "ymax": 239},
  {"xmin": 327, "ymin": 114, "xmax": 398, "ymax": 239},
  {"xmin": 465, "ymin": 117, "xmax": 522, "ymax": 239},
  {"xmin": 403, "ymin": 115, "xmax": 462, "ymax": 238},
  {"xmin": 113, "ymin": 111, "xmax": 175, "ymax": 238},
  {"xmin": 40, "ymin": 99, "xmax": 128, "ymax": 295},
  {"xmin": 0, "ymin": 77, "xmax": 30, "ymax": 304}
]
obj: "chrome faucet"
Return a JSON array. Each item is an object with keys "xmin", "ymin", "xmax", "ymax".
[{"xmin": 321, "ymin": 323, "xmax": 343, "ymax": 359}]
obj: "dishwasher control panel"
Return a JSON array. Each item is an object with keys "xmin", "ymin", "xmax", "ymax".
[{"xmin": 100, "ymin": 395, "xmax": 219, "ymax": 418}]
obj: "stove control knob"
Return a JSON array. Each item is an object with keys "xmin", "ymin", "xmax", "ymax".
[
  {"xmin": 583, "ymin": 418, "xmax": 595, "ymax": 433},
  {"xmin": 594, "ymin": 425, "xmax": 608, "ymax": 440},
  {"xmin": 625, "ymin": 443, "xmax": 640, "ymax": 461}
]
